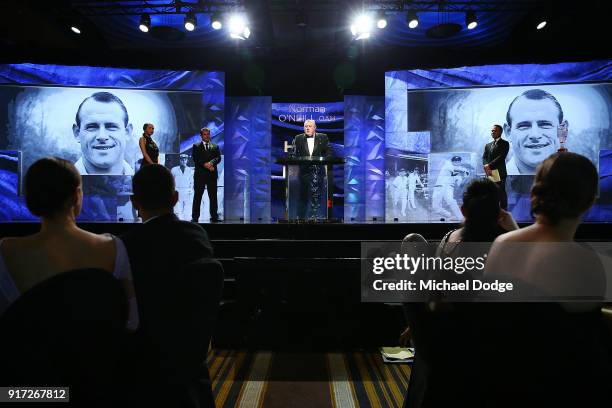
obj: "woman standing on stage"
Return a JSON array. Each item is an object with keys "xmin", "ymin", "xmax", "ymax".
[{"xmin": 139, "ymin": 123, "xmax": 159, "ymax": 165}]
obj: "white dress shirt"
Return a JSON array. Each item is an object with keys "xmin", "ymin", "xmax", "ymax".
[{"xmin": 307, "ymin": 135, "xmax": 315, "ymax": 156}]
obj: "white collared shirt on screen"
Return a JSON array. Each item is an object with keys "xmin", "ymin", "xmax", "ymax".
[{"xmin": 74, "ymin": 157, "xmax": 134, "ymax": 175}]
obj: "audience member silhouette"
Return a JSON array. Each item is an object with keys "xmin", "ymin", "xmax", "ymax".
[
  {"xmin": 401, "ymin": 178, "xmax": 518, "ymax": 408},
  {"xmin": 437, "ymin": 177, "xmax": 518, "ymax": 257},
  {"xmin": 482, "ymin": 152, "xmax": 611, "ymax": 406},
  {"xmin": 120, "ymin": 164, "xmax": 219, "ymax": 408},
  {"xmin": 0, "ymin": 268, "xmax": 128, "ymax": 407},
  {"xmin": 0, "ymin": 157, "xmax": 137, "ymax": 328}
]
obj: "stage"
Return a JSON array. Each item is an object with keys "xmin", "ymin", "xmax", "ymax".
[{"xmin": 1, "ymin": 220, "xmax": 610, "ymax": 241}]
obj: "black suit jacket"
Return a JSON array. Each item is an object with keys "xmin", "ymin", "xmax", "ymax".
[
  {"xmin": 192, "ymin": 141, "xmax": 221, "ymax": 179},
  {"xmin": 292, "ymin": 133, "xmax": 332, "ymax": 158},
  {"xmin": 120, "ymin": 214, "xmax": 215, "ymax": 406},
  {"xmin": 482, "ymin": 138, "xmax": 509, "ymax": 179},
  {"xmin": 120, "ymin": 213, "xmax": 214, "ymax": 323}
]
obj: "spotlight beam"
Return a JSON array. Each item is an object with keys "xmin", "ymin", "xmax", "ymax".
[{"xmin": 350, "ymin": 13, "xmax": 374, "ymax": 40}]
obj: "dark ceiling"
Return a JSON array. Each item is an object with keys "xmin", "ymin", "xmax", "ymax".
[{"xmin": 0, "ymin": 0, "xmax": 609, "ymax": 99}]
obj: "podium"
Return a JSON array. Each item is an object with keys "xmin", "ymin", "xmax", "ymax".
[{"xmin": 276, "ymin": 156, "xmax": 345, "ymax": 221}]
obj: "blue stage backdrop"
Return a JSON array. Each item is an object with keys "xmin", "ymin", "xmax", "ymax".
[
  {"xmin": 344, "ymin": 96, "xmax": 385, "ymax": 222},
  {"xmin": 386, "ymin": 60, "xmax": 612, "ymax": 223},
  {"xmin": 224, "ymin": 97, "xmax": 272, "ymax": 222},
  {"xmin": 271, "ymin": 102, "xmax": 344, "ymax": 220},
  {"xmin": 0, "ymin": 63, "xmax": 224, "ymax": 222}
]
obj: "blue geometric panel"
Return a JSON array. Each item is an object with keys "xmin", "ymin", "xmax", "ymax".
[
  {"xmin": 0, "ymin": 150, "xmax": 33, "ymax": 222},
  {"xmin": 344, "ymin": 96, "xmax": 385, "ymax": 222},
  {"xmin": 0, "ymin": 63, "xmax": 225, "ymax": 91},
  {"xmin": 386, "ymin": 60, "xmax": 612, "ymax": 90},
  {"xmin": 224, "ymin": 97, "xmax": 272, "ymax": 222}
]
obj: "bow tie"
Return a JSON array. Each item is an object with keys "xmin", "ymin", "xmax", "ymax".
[{"xmin": 306, "ymin": 135, "xmax": 314, "ymax": 138}]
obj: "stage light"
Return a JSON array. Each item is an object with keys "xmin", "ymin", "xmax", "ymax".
[
  {"xmin": 350, "ymin": 13, "xmax": 373, "ymax": 40},
  {"xmin": 376, "ymin": 13, "xmax": 387, "ymax": 29},
  {"xmin": 211, "ymin": 13, "xmax": 223, "ymax": 30},
  {"xmin": 228, "ymin": 14, "xmax": 250, "ymax": 40},
  {"xmin": 466, "ymin": 11, "xmax": 477, "ymax": 30},
  {"xmin": 536, "ymin": 20, "xmax": 547, "ymax": 30},
  {"xmin": 139, "ymin": 14, "xmax": 151, "ymax": 33},
  {"xmin": 184, "ymin": 11, "xmax": 197, "ymax": 31},
  {"xmin": 407, "ymin": 10, "xmax": 419, "ymax": 29},
  {"xmin": 70, "ymin": 25, "xmax": 81, "ymax": 34}
]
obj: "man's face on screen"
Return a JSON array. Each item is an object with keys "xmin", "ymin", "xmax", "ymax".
[
  {"xmin": 506, "ymin": 96, "xmax": 561, "ymax": 170},
  {"xmin": 74, "ymin": 99, "xmax": 130, "ymax": 172},
  {"xmin": 304, "ymin": 121, "xmax": 316, "ymax": 136}
]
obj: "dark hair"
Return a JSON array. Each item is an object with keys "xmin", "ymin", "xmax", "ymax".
[
  {"xmin": 531, "ymin": 152, "xmax": 597, "ymax": 224},
  {"xmin": 75, "ymin": 92, "xmax": 129, "ymax": 128},
  {"xmin": 142, "ymin": 123, "xmax": 153, "ymax": 131},
  {"xmin": 451, "ymin": 156, "xmax": 462, "ymax": 162},
  {"xmin": 493, "ymin": 124, "xmax": 503, "ymax": 133},
  {"xmin": 460, "ymin": 178, "xmax": 502, "ymax": 242},
  {"xmin": 506, "ymin": 89, "xmax": 563, "ymax": 128},
  {"xmin": 132, "ymin": 164, "xmax": 175, "ymax": 211},
  {"xmin": 25, "ymin": 157, "xmax": 81, "ymax": 218}
]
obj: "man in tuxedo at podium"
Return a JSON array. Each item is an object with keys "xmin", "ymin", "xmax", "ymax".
[
  {"xmin": 291, "ymin": 119, "xmax": 332, "ymax": 219},
  {"xmin": 483, "ymin": 124, "xmax": 510, "ymax": 209},
  {"xmin": 191, "ymin": 128, "xmax": 221, "ymax": 222}
]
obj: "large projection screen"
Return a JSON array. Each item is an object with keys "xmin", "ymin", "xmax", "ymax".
[
  {"xmin": 0, "ymin": 84, "xmax": 216, "ymax": 222},
  {"xmin": 386, "ymin": 72, "xmax": 612, "ymax": 223}
]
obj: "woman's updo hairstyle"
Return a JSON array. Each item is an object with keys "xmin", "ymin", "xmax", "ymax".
[
  {"xmin": 25, "ymin": 157, "xmax": 81, "ymax": 218},
  {"xmin": 531, "ymin": 152, "xmax": 598, "ymax": 224}
]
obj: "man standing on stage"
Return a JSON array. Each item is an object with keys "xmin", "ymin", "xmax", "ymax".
[
  {"xmin": 191, "ymin": 128, "xmax": 221, "ymax": 223},
  {"xmin": 291, "ymin": 119, "xmax": 332, "ymax": 219},
  {"xmin": 171, "ymin": 153, "xmax": 194, "ymax": 220},
  {"xmin": 483, "ymin": 124, "xmax": 510, "ymax": 209}
]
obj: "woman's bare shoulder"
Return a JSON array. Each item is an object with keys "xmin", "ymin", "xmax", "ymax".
[
  {"xmin": 448, "ymin": 228, "xmax": 463, "ymax": 242},
  {"xmin": 493, "ymin": 230, "xmax": 519, "ymax": 243},
  {"xmin": 494, "ymin": 226, "xmax": 538, "ymax": 243},
  {"xmin": 82, "ymin": 230, "xmax": 114, "ymax": 244},
  {"xmin": 1, "ymin": 235, "xmax": 39, "ymax": 253},
  {"xmin": 71, "ymin": 230, "xmax": 116, "ymax": 255},
  {"xmin": 67, "ymin": 231, "xmax": 116, "ymax": 271}
]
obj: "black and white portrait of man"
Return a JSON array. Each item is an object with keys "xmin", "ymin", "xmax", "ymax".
[
  {"xmin": 72, "ymin": 91, "xmax": 135, "ymax": 175},
  {"xmin": 1, "ymin": 85, "xmax": 188, "ymax": 177}
]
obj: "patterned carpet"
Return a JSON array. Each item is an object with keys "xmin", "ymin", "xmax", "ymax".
[{"xmin": 207, "ymin": 350, "xmax": 411, "ymax": 408}]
